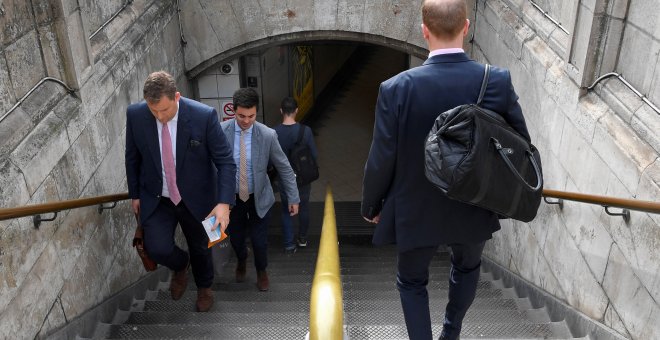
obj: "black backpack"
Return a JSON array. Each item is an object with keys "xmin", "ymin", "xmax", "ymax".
[{"xmin": 288, "ymin": 124, "xmax": 319, "ymax": 186}]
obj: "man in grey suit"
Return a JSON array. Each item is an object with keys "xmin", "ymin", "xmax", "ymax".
[
  {"xmin": 361, "ymin": 0, "xmax": 531, "ymax": 339},
  {"xmin": 221, "ymin": 87, "xmax": 300, "ymax": 291}
]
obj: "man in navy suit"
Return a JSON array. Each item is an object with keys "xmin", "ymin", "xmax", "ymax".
[
  {"xmin": 361, "ymin": 1, "xmax": 531, "ymax": 339},
  {"xmin": 125, "ymin": 71, "xmax": 236, "ymax": 312}
]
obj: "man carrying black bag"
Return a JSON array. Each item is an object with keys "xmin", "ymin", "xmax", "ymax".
[{"xmin": 361, "ymin": 1, "xmax": 532, "ymax": 339}]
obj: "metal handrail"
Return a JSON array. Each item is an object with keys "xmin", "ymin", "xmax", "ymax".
[
  {"xmin": 0, "ymin": 193, "xmax": 129, "ymax": 228},
  {"xmin": 586, "ymin": 72, "xmax": 660, "ymax": 115},
  {"xmin": 528, "ymin": 0, "xmax": 570, "ymax": 35},
  {"xmin": 89, "ymin": 0, "xmax": 134, "ymax": 40},
  {"xmin": 0, "ymin": 77, "xmax": 76, "ymax": 124},
  {"xmin": 542, "ymin": 188, "xmax": 659, "ymax": 222},
  {"xmin": 309, "ymin": 186, "xmax": 345, "ymax": 340}
]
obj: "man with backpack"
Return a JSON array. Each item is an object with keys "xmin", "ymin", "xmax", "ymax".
[{"xmin": 274, "ymin": 97, "xmax": 319, "ymax": 253}]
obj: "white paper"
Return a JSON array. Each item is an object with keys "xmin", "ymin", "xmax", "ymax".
[{"xmin": 202, "ymin": 216, "xmax": 222, "ymax": 242}]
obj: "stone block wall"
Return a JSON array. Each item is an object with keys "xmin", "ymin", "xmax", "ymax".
[
  {"xmin": 0, "ymin": 0, "xmax": 186, "ymax": 338},
  {"xmin": 473, "ymin": 1, "xmax": 660, "ymax": 339},
  {"xmin": 181, "ymin": 0, "xmax": 429, "ymax": 78},
  {"xmin": 1, "ymin": 0, "xmax": 658, "ymax": 339}
]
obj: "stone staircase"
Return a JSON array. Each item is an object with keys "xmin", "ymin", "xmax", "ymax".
[{"xmin": 81, "ymin": 231, "xmax": 584, "ymax": 339}]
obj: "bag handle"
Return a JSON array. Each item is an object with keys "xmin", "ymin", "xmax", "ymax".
[
  {"xmin": 476, "ymin": 64, "xmax": 491, "ymax": 106},
  {"xmin": 490, "ymin": 137, "xmax": 542, "ymax": 192}
]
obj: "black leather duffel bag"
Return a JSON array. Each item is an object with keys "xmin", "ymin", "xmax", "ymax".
[{"xmin": 424, "ymin": 65, "xmax": 543, "ymax": 222}]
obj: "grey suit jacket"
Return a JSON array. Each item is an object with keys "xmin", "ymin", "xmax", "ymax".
[{"xmin": 221, "ymin": 120, "xmax": 299, "ymax": 218}]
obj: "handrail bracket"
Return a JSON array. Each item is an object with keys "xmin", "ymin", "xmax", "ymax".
[
  {"xmin": 604, "ymin": 206, "xmax": 630, "ymax": 223},
  {"xmin": 98, "ymin": 202, "xmax": 118, "ymax": 214},
  {"xmin": 543, "ymin": 197, "xmax": 564, "ymax": 209},
  {"xmin": 33, "ymin": 212, "xmax": 58, "ymax": 229}
]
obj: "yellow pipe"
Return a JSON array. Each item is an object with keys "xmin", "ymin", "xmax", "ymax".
[{"xmin": 309, "ymin": 186, "xmax": 344, "ymax": 340}]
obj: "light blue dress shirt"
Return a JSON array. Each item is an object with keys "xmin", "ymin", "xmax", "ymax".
[{"xmin": 233, "ymin": 123, "xmax": 254, "ymax": 194}]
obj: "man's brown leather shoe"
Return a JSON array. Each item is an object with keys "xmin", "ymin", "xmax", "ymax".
[
  {"xmin": 257, "ymin": 270, "xmax": 269, "ymax": 291},
  {"xmin": 196, "ymin": 287, "xmax": 214, "ymax": 312},
  {"xmin": 170, "ymin": 261, "xmax": 189, "ymax": 300},
  {"xmin": 236, "ymin": 259, "xmax": 247, "ymax": 283}
]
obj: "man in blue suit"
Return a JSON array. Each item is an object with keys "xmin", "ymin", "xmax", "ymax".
[
  {"xmin": 361, "ymin": 1, "xmax": 531, "ymax": 339},
  {"xmin": 125, "ymin": 71, "xmax": 236, "ymax": 312}
]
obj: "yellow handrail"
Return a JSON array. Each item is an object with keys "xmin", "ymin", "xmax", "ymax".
[{"xmin": 309, "ymin": 186, "xmax": 344, "ymax": 340}]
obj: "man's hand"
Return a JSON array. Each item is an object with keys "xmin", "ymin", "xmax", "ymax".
[
  {"xmin": 288, "ymin": 204, "xmax": 299, "ymax": 216},
  {"xmin": 132, "ymin": 199, "xmax": 140, "ymax": 215},
  {"xmin": 363, "ymin": 214, "xmax": 380, "ymax": 224},
  {"xmin": 206, "ymin": 203, "xmax": 230, "ymax": 233}
]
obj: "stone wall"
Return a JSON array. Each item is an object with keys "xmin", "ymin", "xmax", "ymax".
[
  {"xmin": 473, "ymin": 1, "xmax": 660, "ymax": 339},
  {"xmin": 0, "ymin": 0, "xmax": 186, "ymax": 338},
  {"xmin": 180, "ymin": 0, "xmax": 429, "ymax": 78},
  {"xmin": 1, "ymin": 0, "xmax": 658, "ymax": 339}
]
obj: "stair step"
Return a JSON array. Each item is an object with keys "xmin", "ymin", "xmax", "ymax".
[
  {"xmin": 104, "ymin": 321, "xmax": 571, "ymax": 339},
  {"xmin": 151, "ymin": 285, "xmax": 503, "ymax": 302},
  {"xmin": 209, "ymin": 265, "xmax": 451, "ymax": 276},
  {"xmin": 177, "ymin": 279, "xmax": 492, "ymax": 292},
  {"xmin": 235, "ymin": 255, "xmax": 449, "ymax": 265},
  {"xmin": 125, "ymin": 311, "xmax": 309, "ymax": 325},
  {"xmin": 346, "ymin": 309, "xmax": 552, "ymax": 325},
  {"xmin": 122, "ymin": 308, "xmax": 550, "ymax": 326},
  {"xmin": 344, "ymin": 297, "xmax": 533, "ymax": 312},
  {"xmin": 175, "ymin": 273, "xmax": 485, "ymax": 284},
  {"xmin": 346, "ymin": 321, "xmax": 573, "ymax": 339},
  {"xmin": 104, "ymin": 324, "xmax": 308, "ymax": 339}
]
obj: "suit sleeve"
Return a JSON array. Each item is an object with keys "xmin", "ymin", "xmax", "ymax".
[
  {"xmin": 271, "ymin": 130, "xmax": 300, "ymax": 204},
  {"xmin": 206, "ymin": 110, "xmax": 236, "ymax": 205},
  {"xmin": 361, "ymin": 82, "xmax": 398, "ymax": 218},
  {"xmin": 125, "ymin": 108, "xmax": 141, "ymax": 199}
]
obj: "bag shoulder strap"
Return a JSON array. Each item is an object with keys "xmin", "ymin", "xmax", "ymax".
[
  {"xmin": 476, "ymin": 64, "xmax": 491, "ymax": 106},
  {"xmin": 295, "ymin": 123, "xmax": 306, "ymax": 146}
]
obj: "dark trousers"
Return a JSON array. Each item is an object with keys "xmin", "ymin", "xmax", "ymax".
[
  {"xmin": 280, "ymin": 183, "xmax": 311, "ymax": 249},
  {"xmin": 397, "ymin": 241, "xmax": 485, "ymax": 340},
  {"xmin": 142, "ymin": 198, "xmax": 213, "ymax": 288},
  {"xmin": 227, "ymin": 194, "xmax": 270, "ymax": 271}
]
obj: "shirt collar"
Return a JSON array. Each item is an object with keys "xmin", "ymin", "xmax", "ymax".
[
  {"xmin": 171, "ymin": 102, "xmax": 179, "ymax": 123},
  {"xmin": 234, "ymin": 121, "xmax": 254, "ymax": 133},
  {"xmin": 428, "ymin": 48, "xmax": 465, "ymax": 58}
]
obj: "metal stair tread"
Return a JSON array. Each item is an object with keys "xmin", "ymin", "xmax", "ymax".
[
  {"xmin": 103, "ymin": 324, "xmax": 308, "ymax": 339},
  {"xmin": 346, "ymin": 322, "xmax": 573, "ymax": 339},
  {"xmin": 345, "ymin": 309, "xmax": 552, "ymax": 325},
  {"xmin": 124, "ymin": 311, "xmax": 309, "ymax": 325},
  {"xmin": 150, "ymin": 286, "xmax": 502, "ymax": 302}
]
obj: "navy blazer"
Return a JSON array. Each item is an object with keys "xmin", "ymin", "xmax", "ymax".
[
  {"xmin": 361, "ymin": 53, "xmax": 530, "ymax": 252},
  {"xmin": 125, "ymin": 97, "xmax": 236, "ymax": 222}
]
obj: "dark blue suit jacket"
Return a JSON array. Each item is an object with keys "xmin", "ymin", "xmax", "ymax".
[
  {"xmin": 361, "ymin": 53, "xmax": 530, "ymax": 252},
  {"xmin": 125, "ymin": 97, "xmax": 236, "ymax": 222}
]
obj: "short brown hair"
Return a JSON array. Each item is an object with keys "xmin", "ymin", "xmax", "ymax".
[
  {"xmin": 422, "ymin": 0, "xmax": 467, "ymax": 40},
  {"xmin": 143, "ymin": 71, "xmax": 177, "ymax": 103}
]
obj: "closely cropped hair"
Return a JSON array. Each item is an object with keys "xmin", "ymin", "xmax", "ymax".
[
  {"xmin": 422, "ymin": 0, "xmax": 467, "ymax": 40},
  {"xmin": 233, "ymin": 88, "xmax": 260, "ymax": 110},
  {"xmin": 143, "ymin": 71, "xmax": 177, "ymax": 103},
  {"xmin": 280, "ymin": 97, "xmax": 298, "ymax": 115}
]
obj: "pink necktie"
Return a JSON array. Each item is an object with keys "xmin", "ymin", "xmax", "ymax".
[
  {"xmin": 162, "ymin": 123, "xmax": 181, "ymax": 205},
  {"xmin": 238, "ymin": 130, "xmax": 249, "ymax": 202}
]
